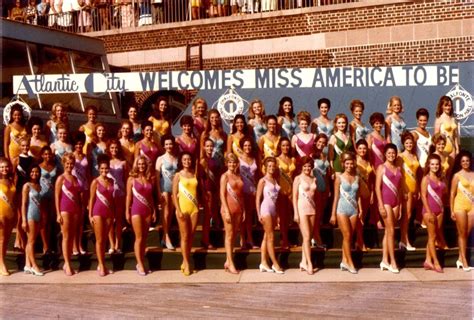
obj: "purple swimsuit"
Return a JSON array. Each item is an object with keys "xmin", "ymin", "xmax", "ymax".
[
  {"xmin": 371, "ymin": 136, "xmax": 386, "ymax": 170},
  {"xmin": 381, "ymin": 165, "xmax": 402, "ymax": 207},
  {"xmin": 177, "ymin": 137, "xmax": 198, "ymax": 158},
  {"xmin": 140, "ymin": 143, "xmax": 159, "ymax": 164},
  {"xmin": 295, "ymin": 134, "xmax": 315, "ymax": 158},
  {"xmin": 92, "ymin": 181, "xmax": 114, "ymax": 218},
  {"xmin": 260, "ymin": 178, "xmax": 280, "ymax": 217},
  {"xmin": 60, "ymin": 178, "xmax": 81, "ymax": 215},
  {"xmin": 131, "ymin": 179, "xmax": 153, "ymax": 216},
  {"xmin": 422, "ymin": 177, "xmax": 446, "ymax": 216}
]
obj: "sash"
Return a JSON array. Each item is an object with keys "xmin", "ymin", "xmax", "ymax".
[
  {"xmin": 280, "ymin": 170, "xmax": 293, "ymax": 190},
  {"xmin": 382, "ymin": 173, "xmax": 398, "ymax": 198},
  {"xmin": 61, "ymin": 183, "xmax": 76, "ymax": 203},
  {"xmin": 334, "ymin": 142, "xmax": 343, "ymax": 156},
  {"xmin": 132, "ymin": 185, "xmax": 151, "ymax": 209},
  {"xmin": 265, "ymin": 179, "xmax": 279, "ymax": 205},
  {"xmin": 428, "ymin": 183, "xmax": 444, "ymax": 209},
  {"xmin": 226, "ymin": 182, "xmax": 242, "ymax": 209},
  {"xmin": 161, "ymin": 164, "xmax": 175, "ymax": 185},
  {"xmin": 0, "ymin": 189, "xmax": 14, "ymax": 211},
  {"xmin": 341, "ymin": 188, "xmax": 358, "ymax": 213},
  {"xmin": 458, "ymin": 181, "xmax": 474, "ymax": 203},
  {"xmin": 17, "ymin": 164, "xmax": 27, "ymax": 177},
  {"xmin": 264, "ymin": 142, "xmax": 276, "ymax": 157},
  {"xmin": 29, "ymin": 187, "xmax": 41, "ymax": 209},
  {"xmin": 372, "ymin": 141, "xmax": 384, "ymax": 163},
  {"xmin": 300, "ymin": 185, "xmax": 316, "ymax": 210},
  {"xmin": 232, "ymin": 141, "xmax": 244, "ymax": 158},
  {"xmin": 402, "ymin": 161, "xmax": 416, "ymax": 185},
  {"xmin": 96, "ymin": 187, "xmax": 111, "ymax": 209},
  {"xmin": 241, "ymin": 168, "xmax": 256, "ymax": 194},
  {"xmin": 40, "ymin": 177, "xmax": 53, "ymax": 191},
  {"xmin": 178, "ymin": 181, "xmax": 199, "ymax": 209},
  {"xmin": 207, "ymin": 168, "xmax": 216, "ymax": 185}
]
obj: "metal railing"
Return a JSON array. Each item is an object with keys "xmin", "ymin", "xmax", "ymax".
[{"xmin": 7, "ymin": 0, "xmax": 361, "ymax": 34}]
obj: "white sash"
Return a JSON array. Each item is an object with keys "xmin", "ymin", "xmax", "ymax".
[
  {"xmin": 132, "ymin": 185, "xmax": 151, "ymax": 209},
  {"xmin": 372, "ymin": 141, "xmax": 384, "ymax": 163},
  {"xmin": 178, "ymin": 181, "xmax": 199, "ymax": 209},
  {"xmin": 40, "ymin": 176, "xmax": 53, "ymax": 190},
  {"xmin": 30, "ymin": 190, "xmax": 41, "ymax": 209},
  {"xmin": 226, "ymin": 182, "xmax": 242, "ymax": 209},
  {"xmin": 334, "ymin": 143, "xmax": 343, "ymax": 156},
  {"xmin": 265, "ymin": 179, "xmax": 279, "ymax": 205},
  {"xmin": 161, "ymin": 165, "xmax": 174, "ymax": 184},
  {"xmin": 96, "ymin": 187, "xmax": 111, "ymax": 209},
  {"xmin": 61, "ymin": 183, "xmax": 76, "ymax": 203},
  {"xmin": 300, "ymin": 186, "xmax": 316, "ymax": 209},
  {"xmin": 0, "ymin": 189, "xmax": 14, "ymax": 210},
  {"xmin": 207, "ymin": 169, "xmax": 216, "ymax": 185},
  {"xmin": 458, "ymin": 182, "xmax": 474, "ymax": 203},
  {"xmin": 383, "ymin": 173, "xmax": 398, "ymax": 198},
  {"xmin": 402, "ymin": 161, "xmax": 416, "ymax": 185},
  {"xmin": 340, "ymin": 177, "xmax": 358, "ymax": 212},
  {"xmin": 241, "ymin": 165, "xmax": 256, "ymax": 193},
  {"xmin": 264, "ymin": 142, "xmax": 276, "ymax": 157},
  {"xmin": 280, "ymin": 170, "xmax": 292, "ymax": 189},
  {"xmin": 17, "ymin": 164, "xmax": 27, "ymax": 176},
  {"xmin": 428, "ymin": 183, "xmax": 444, "ymax": 209}
]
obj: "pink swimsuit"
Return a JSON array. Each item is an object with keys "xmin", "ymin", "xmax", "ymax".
[
  {"xmin": 177, "ymin": 137, "xmax": 198, "ymax": 158},
  {"xmin": 92, "ymin": 181, "xmax": 114, "ymax": 218},
  {"xmin": 131, "ymin": 179, "xmax": 153, "ymax": 216},
  {"xmin": 381, "ymin": 165, "xmax": 402, "ymax": 207},
  {"xmin": 60, "ymin": 178, "xmax": 81, "ymax": 215},
  {"xmin": 371, "ymin": 136, "xmax": 386, "ymax": 169},
  {"xmin": 260, "ymin": 178, "xmax": 280, "ymax": 217},
  {"xmin": 295, "ymin": 134, "xmax": 315, "ymax": 158},
  {"xmin": 140, "ymin": 143, "xmax": 159, "ymax": 164},
  {"xmin": 297, "ymin": 178, "xmax": 317, "ymax": 216},
  {"xmin": 422, "ymin": 177, "xmax": 446, "ymax": 216}
]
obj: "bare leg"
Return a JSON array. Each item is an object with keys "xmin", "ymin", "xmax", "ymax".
[
  {"xmin": 131, "ymin": 215, "xmax": 147, "ymax": 273},
  {"xmin": 161, "ymin": 193, "xmax": 174, "ymax": 246},
  {"xmin": 201, "ymin": 192, "xmax": 212, "ymax": 247},
  {"xmin": 40, "ymin": 205, "xmax": 49, "ymax": 253},
  {"xmin": 423, "ymin": 213, "xmax": 438, "ymax": 267},
  {"xmin": 93, "ymin": 216, "xmax": 108, "ymax": 275},
  {"xmin": 61, "ymin": 212, "xmax": 77, "ymax": 275},
  {"xmin": 177, "ymin": 214, "xmax": 191, "ymax": 274},
  {"xmin": 337, "ymin": 214, "xmax": 356, "ymax": 269},
  {"xmin": 383, "ymin": 205, "xmax": 399, "ymax": 270},
  {"xmin": 299, "ymin": 214, "xmax": 315, "ymax": 273},
  {"xmin": 0, "ymin": 218, "xmax": 14, "ymax": 274},
  {"xmin": 26, "ymin": 220, "xmax": 41, "ymax": 270},
  {"xmin": 400, "ymin": 193, "xmax": 414, "ymax": 245},
  {"xmin": 262, "ymin": 215, "xmax": 282, "ymax": 271}
]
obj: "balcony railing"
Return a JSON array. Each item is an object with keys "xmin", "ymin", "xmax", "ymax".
[{"xmin": 5, "ymin": 0, "xmax": 361, "ymax": 34}]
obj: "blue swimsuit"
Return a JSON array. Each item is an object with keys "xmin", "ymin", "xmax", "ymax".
[
  {"xmin": 336, "ymin": 175, "xmax": 359, "ymax": 216},
  {"xmin": 390, "ymin": 117, "xmax": 406, "ymax": 152},
  {"xmin": 313, "ymin": 158, "xmax": 330, "ymax": 192},
  {"xmin": 281, "ymin": 117, "xmax": 297, "ymax": 140},
  {"xmin": 27, "ymin": 183, "xmax": 42, "ymax": 222},
  {"xmin": 160, "ymin": 156, "xmax": 178, "ymax": 193}
]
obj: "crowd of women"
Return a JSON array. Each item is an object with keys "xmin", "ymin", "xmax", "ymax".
[{"xmin": 0, "ymin": 94, "xmax": 473, "ymax": 277}]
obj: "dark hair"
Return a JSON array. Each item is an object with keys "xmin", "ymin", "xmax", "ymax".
[
  {"xmin": 436, "ymin": 95, "xmax": 453, "ymax": 117},
  {"xmin": 384, "ymin": 143, "xmax": 398, "ymax": 155},
  {"xmin": 141, "ymin": 120, "xmax": 153, "ymax": 131},
  {"xmin": 401, "ymin": 131, "xmax": 415, "ymax": 145},
  {"xmin": 278, "ymin": 96, "xmax": 295, "ymax": 117},
  {"xmin": 107, "ymin": 139, "xmax": 124, "ymax": 160},
  {"xmin": 356, "ymin": 139, "xmax": 368, "ymax": 148},
  {"xmin": 26, "ymin": 116, "xmax": 43, "ymax": 134},
  {"xmin": 154, "ymin": 97, "xmax": 170, "ymax": 120},
  {"xmin": 177, "ymin": 151, "xmax": 196, "ymax": 172},
  {"xmin": 369, "ymin": 112, "xmax": 385, "ymax": 126},
  {"xmin": 97, "ymin": 154, "xmax": 110, "ymax": 168},
  {"xmin": 28, "ymin": 164, "xmax": 41, "ymax": 182},
  {"xmin": 423, "ymin": 153, "xmax": 443, "ymax": 178},
  {"xmin": 239, "ymin": 135, "xmax": 254, "ymax": 150},
  {"xmin": 161, "ymin": 134, "xmax": 175, "ymax": 145},
  {"xmin": 277, "ymin": 137, "xmax": 292, "ymax": 156},
  {"xmin": 180, "ymin": 115, "xmax": 194, "ymax": 127},
  {"xmin": 416, "ymin": 108, "xmax": 429, "ymax": 120},
  {"xmin": 265, "ymin": 114, "xmax": 278, "ymax": 124},
  {"xmin": 299, "ymin": 156, "xmax": 314, "ymax": 169},
  {"xmin": 40, "ymin": 145, "xmax": 52, "ymax": 155},
  {"xmin": 72, "ymin": 132, "xmax": 86, "ymax": 145},
  {"xmin": 9, "ymin": 104, "xmax": 26, "ymax": 125},
  {"xmin": 315, "ymin": 133, "xmax": 329, "ymax": 143},
  {"xmin": 318, "ymin": 98, "xmax": 331, "ymax": 110},
  {"xmin": 452, "ymin": 149, "xmax": 472, "ymax": 174},
  {"xmin": 231, "ymin": 114, "xmax": 248, "ymax": 134},
  {"xmin": 85, "ymin": 105, "xmax": 98, "ymax": 114}
]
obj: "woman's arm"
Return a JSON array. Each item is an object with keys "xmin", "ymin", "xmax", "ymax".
[
  {"xmin": 420, "ymin": 176, "xmax": 431, "ymax": 215},
  {"xmin": 21, "ymin": 184, "xmax": 29, "ymax": 232},
  {"xmin": 88, "ymin": 179, "xmax": 97, "ymax": 225},
  {"xmin": 449, "ymin": 174, "xmax": 459, "ymax": 221},
  {"xmin": 375, "ymin": 166, "xmax": 386, "ymax": 218},
  {"xmin": 125, "ymin": 177, "xmax": 133, "ymax": 224},
  {"xmin": 172, "ymin": 173, "xmax": 182, "ymax": 219},
  {"xmin": 330, "ymin": 174, "xmax": 340, "ymax": 225},
  {"xmin": 219, "ymin": 173, "xmax": 231, "ymax": 223},
  {"xmin": 292, "ymin": 176, "xmax": 299, "ymax": 223},
  {"xmin": 54, "ymin": 175, "xmax": 64, "ymax": 224},
  {"xmin": 255, "ymin": 178, "xmax": 264, "ymax": 222},
  {"xmin": 4, "ymin": 125, "xmax": 11, "ymax": 160}
]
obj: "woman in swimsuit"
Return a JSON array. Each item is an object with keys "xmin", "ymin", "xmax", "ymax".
[
  {"xmin": 396, "ymin": 132, "xmax": 420, "ymax": 251},
  {"xmin": 432, "ymin": 133, "xmax": 454, "ymax": 181},
  {"xmin": 79, "ymin": 105, "xmax": 98, "ymax": 154},
  {"xmin": 276, "ymin": 137, "xmax": 295, "ymax": 250},
  {"xmin": 201, "ymin": 109, "xmax": 227, "ymax": 171},
  {"xmin": 311, "ymin": 98, "xmax": 333, "ymax": 139},
  {"xmin": 385, "ymin": 96, "xmax": 407, "ymax": 152},
  {"xmin": 329, "ymin": 113, "xmax": 354, "ymax": 173},
  {"xmin": 135, "ymin": 120, "xmax": 161, "ymax": 165},
  {"xmin": 172, "ymin": 152, "xmax": 200, "ymax": 276},
  {"xmin": 22, "ymin": 165, "xmax": 44, "ymax": 276},
  {"xmin": 450, "ymin": 150, "xmax": 474, "ymax": 271},
  {"xmin": 127, "ymin": 105, "xmax": 143, "ymax": 143},
  {"xmin": 420, "ymin": 154, "xmax": 447, "ymax": 273},
  {"xmin": 349, "ymin": 99, "xmax": 370, "ymax": 147},
  {"xmin": 238, "ymin": 136, "xmax": 259, "ymax": 249},
  {"xmin": 375, "ymin": 143, "xmax": 402, "ymax": 274},
  {"xmin": 176, "ymin": 115, "xmax": 199, "ymax": 160},
  {"xmin": 27, "ymin": 117, "xmax": 48, "ymax": 161},
  {"xmin": 312, "ymin": 133, "xmax": 331, "ymax": 249},
  {"xmin": 71, "ymin": 132, "xmax": 89, "ymax": 255},
  {"xmin": 367, "ymin": 112, "xmax": 387, "ymax": 171},
  {"xmin": 4, "ymin": 104, "xmax": 28, "ymax": 161},
  {"xmin": 330, "ymin": 152, "xmax": 361, "ymax": 274},
  {"xmin": 192, "ymin": 97, "xmax": 208, "ymax": 139},
  {"xmin": 293, "ymin": 156, "xmax": 318, "ymax": 275},
  {"xmin": 108, "ymin": 140, "xmax": 128, "ymax": 254},
  {"xmin": 277, "ymin": 96, "xmax": 297, "ymax": 140},
  {"xmin": 46, "ymin": 102, "xmax": 69, "ymax": 144},
  {"xmin": 89, "ymin": 155, "xmax": 115, "ymax": 276},
  {"xmin": 411, "ymin": 108, "xmax": 432, "ymax": 169},
  {"xmin": 248, "ymin": 99, "xmax": 267, "ymax": 143},
  {"xmin": 199, "ymin": 138, "xmax": 221, "ymax": 249},
  {"xmin": 291, "ymin": 111, "xmax": 315, "ymax": 161},
  {"xmin": 39, "ymin": 146, "xmax": 58, "ymax": 254},
  {"xmin": 355, "ymin": 139, "xmax": 373, "ymax": 252},
  {"xmin": 155, "ymin": 134, "xmax": 178, "ymax": 250},
  {"xmin": 54, "ymin": 153, "xmax": 82, "ymax": 276},
  {"xmin": 258, "ymin": 115, "xmax": 280, "ymax": 160},
  {"xmin": 220, "ymin": 153, "xmax": 245, "ymax": 274},
  {"xmin": 256, "ymin": 157, "xmax": 284, "ymax": 274},
  {"xmin": 119, "ymin": 120, "xmax": 136, "ymax": 168},
  {"xmin": 50, "ymin": 123, "xmax": 72, "ymax": 173},
  {"xmin": 434, "ymin": 95, "xmax": 459, "ymax": 159},
  {"xmin": 88, "ymin": 123, "xmax": 109, "ymax": 178},
  {"xmin": 227, "ymin": 114, "xmax": 249, "ymax": 159},
  {"xmin": 125, "ymin": 155, "xmax": 156, "ymax": 276},
  {"xmin": 148, "ymin": 96, "xmax": 171, "ymax": 140},
  {"xmin": 0, "ymin": 158, "xmax": 15, "ymax": 276}
]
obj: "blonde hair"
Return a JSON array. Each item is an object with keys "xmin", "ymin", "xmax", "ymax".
[
  {"xmin": 248, "ymin": 99, "xmax": 266, "ymax": 119},
  {"xmin": 130, "ymin": 155, "xmax": 153, "ymax": 180},
  {"xmin": 386, "ymin": 96, "xmax": 404, "ymax": 114},
  {"xmin": 225, "ymin": 153, "xmax": 240, "ymax": 174},
  {"xmin": 50, "ymin": 102, "xmax": 66, "ymax": 122},
  {"xmin": 61, "ymin": 153, "xmax": 75, "ymax": 166}
]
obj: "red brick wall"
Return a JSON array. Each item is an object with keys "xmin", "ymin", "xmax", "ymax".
[{"xmin": 97, "ymin": 0, "xmax": 473, "ymax": 54}]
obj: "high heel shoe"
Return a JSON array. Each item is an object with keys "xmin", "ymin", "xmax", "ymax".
[
  {"xmin": 399, "ymin": 242, "xmax": 416, "ymax": 251},
  {"xmin": 433, "ymin": 265, "xmax": 444, "ymax": 273},
  {"xmin": 23, "ymin": 266, "xmax": 32, "ymax": 274},
  {"xmin": 161, "ymin": 240, "xmax": 175, "ymax": 251},
  {"xmin": 136, "ymin": 264, "xmax": 147, "ymax": 276},
  {"xmin": 30, "ymin": 267, "xmax": 44, "ymax": 276},
  {"xmin": 224, "ymin": 262, "xmax": 239, "ymax": 274},
  {"xmin": 299, "ymin": 262, "xmax": 307, "ymax": 272},
  {"xmin": 271, "ymin": 266, "xmax": 284, "ymax": 274},
  {"xmin": 379, "ymin": 261, "xmax": 390, "ymax": 271},
  {"xmin": 259, "ymin": 264, "xmax": 274, "ymax": 273},
  {"xmin": 456, "ymin": 260, "xmax": 472, "ymax": 272},
  {"xmin": 423, "ymin": 262, "xmax": 434, "ymax": 270},
  {"xmin": 388, "ymin": 265, "xmax": 400, "ymax": 274},
  {"xmin": 340, "ymin": 262, "xmax": 358, "ymax": 274}
]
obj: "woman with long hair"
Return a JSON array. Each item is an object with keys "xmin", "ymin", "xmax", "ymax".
[
  {"xmin": 4, "ymin": 104, "xmax": 27, "ymax": 160},
  {"xmin": 27, "ymin": 117, "xmax": 48, "ymax": 161},
  {"xmin": 385, "ymin": 96, "xmax": 406, "ymax": 152},
  {"xmin": 118, "ymin": 120, "xmax": 136, "ymax": 168},
  {"xmin": 330, "ymin": 152, "xmax": 361, "ymax": 274},
  {"xmin": 420, "ymin": 154, "xmax": 446, "ymax": 273},
  {"xmin": 220, "ymin": 153, "xmax": 245, "ymax": 274},
  {"xmin": 50, "ymin": 123, "xmax": 72, "ymax": 172},
  {"xmin": 258, "ymin": 115, "xmax": 280, "ymax": 160},
  {"xmin": 355, "ymin": 139, "xmax": 373, "ymax": 252},
  {"xmin": 248, "ymin": 99, "xmax": 267, "ymax": 143},
  {"xmin": 88, "ymin": 123, "xmax": 108, "ymax": 178},
  {"xmin": 201, "ymin": 109, "xmax": 227, "ymax": 170},
  {"xmin": 256, "ymin": 157, "xmax": 284, "ymax": 274},
  {"xmin": 311, "ymin": 98, "xmax": 333, "ymax": 139},
  {"xmin": 46, "ymin": 102, "xmax": 69, "ymax": 144},
  {"xmin": 135, "ymin": 120, "xmax": 161, "ymax": 165},
  {"xmin": 277, "ymin": 96, "xmax": 297, "ymax": 140},
  {"xmin": 192, "ymin": 97, "xmax": 208, "ymax": 139},
  {"xmin": 155, "ymin": 134, "xmax": 178, "ymax": 250},
  {"xmin": 172, "ymin": 152, "xmax": 200, "ymax": 276},
  {"xmin": 0, "ymin": 158, "xmax": 15, "ymax": 276},
  {"xmin": 293, "ymin": 156, "xmax": 318, "ymax": 274},
  {"xmin": 127, "ymin": 105, "xmax": 143, "ymax": 142},
  {"xmin": 375, "ymin": 143, "xmax": 402, "ymax": 273},
  {"xmin": 39, "ymin": 146, "xmax": 58, "ymax": 254},
  {"xmin": 329, "ymin": 113, "xmax": 353, "ymax": 173},
  {"xmin": 292, "ymin": 111, "xmax": 315, "ymax": 161},
  {"xmin": 79, "ymin": 105, "xmax": 98, "ymax": 154},
  {"xmin": 432, "ymin": 133, "xmax": 454, "ymax": 181},
  {"xmin": 227, "ymin": 114, "xmax": 249, "ymax": 158},
  {"xmin": 55, "ymin": 153, "xmax": 82, "ymax": 276},
  {"xmin": 148, "ymin": 97, "xmax": 171, "ymax": 139},
  {"xmin": 434, "ymin": 95, "xmax": 459, "ymax": 158},
  {"xmin": 125, "ymin": 155, "xmax": 156, "ymax": 276},
  {"xmin": 450, "ymin": 150, "xmax": 474, "ymax": 271},
  {"xmin": 411, "ymin": 108, "xmax": 432, "ymax": 170},
  {"xmin": 89, "ymin": 155, "xmax": 115, "ymax": 276}
]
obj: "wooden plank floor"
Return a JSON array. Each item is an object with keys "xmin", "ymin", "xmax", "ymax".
[{"xmin": 1, "ymin": 281, "xmax": 471, "ymax": 319}]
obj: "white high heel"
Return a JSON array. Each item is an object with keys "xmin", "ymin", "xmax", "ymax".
[
  {"xmin": 456, "ymin": 260, "xmax": 472, "ymax": 272},
  {"xmin": 340, "ymin": 262, "xmax": 358, "ymax": 274},
  {"xmin": 379, "ymin": 261, "xmax": 390, "ymax": 271},
  {"xmin": 259, "ymin": 264, "xmax": 274, "ymax": 273},
  {"xmin": 388, "ymin": 265, "xmax": 400, "ymax": 274},
  {"xmin": 271, "ymin": 265, "xmax": 284, "ymax": 274},
  {"xmin": 399, "ymin": 242, "xmax": 416, "ymax": 251}
]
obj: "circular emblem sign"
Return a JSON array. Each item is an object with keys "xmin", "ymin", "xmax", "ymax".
[
  {"xmin": 216, "ymin": 90, "xmax": 245, "ymax": 121},
  {"xmin": 446, "ymin": 84, "xmax": 473, "ymax": 121},
  {"xmin": 3, "ymin": 100, "xmax": 32, "ymax": 125}
]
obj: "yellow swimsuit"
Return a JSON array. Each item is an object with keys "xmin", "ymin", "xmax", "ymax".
[
  {"xmin": 277, "ymin": 157, "xmax": 296, "ymax": 196},
  {"xmin": 400, "ymin": 154, "xmax": 419, "ymax": 194},
  {"xmin": 231, "ymin": 135, "xmax": 244, "ymax": 158},
  {"xmin": 262, "ymin": 135, "xmax": 280, "ymax": 159},
  {"xmin": 357, "ymin": 160, "xmax": 373, "ymax": 200},
  {"xmin": 8, "ymin": 124, "xmax": 27, "ymax": 159},
  {"xmin": 83, "ymin": 125, "xmax": 95, "ymax": 154},
  {"xmin": 0, "ymin": 181, "xmax": 16, "ymax": 220},
  {"xmin": 178, "ymin": 174, "xmax": 199, "ymax": 215},
  {"xmin": 121, "ymin": 140, "xmax": 135, "ymax": 166},
  {"xmin": 150, "ymin": 117, "xmax": 170, "ymax": 137},
  {"xmin": 453, "ymin": 174, "xmax": 474, "ymax": 213},
  {"xmin": 441, "ymin": 156, "xmax": 450, "ymax": 177},
  {"xmin": 440, "ymin": 121, "xmax": 457, "ymax": 155}
]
